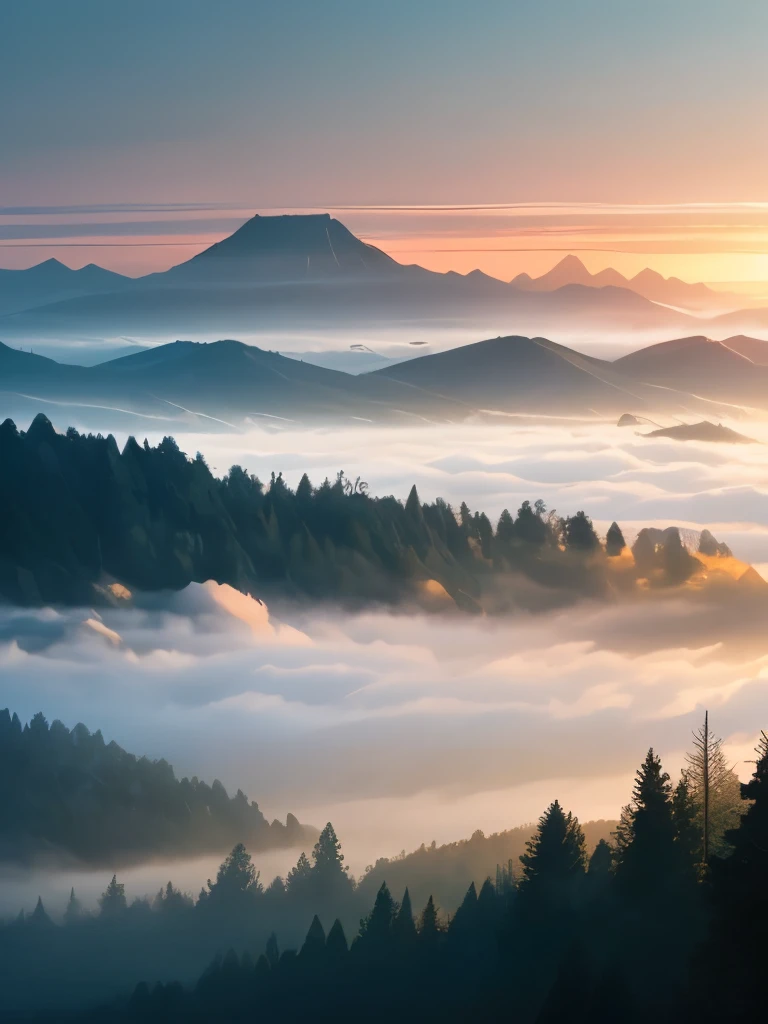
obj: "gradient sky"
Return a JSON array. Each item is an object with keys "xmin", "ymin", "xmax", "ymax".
[{"xmin": 3, "ymin": 1, "xmax": 768, "ymax": 282}]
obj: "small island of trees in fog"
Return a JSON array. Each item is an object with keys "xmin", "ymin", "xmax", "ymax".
[{"xmin": 0, "ymin": 414, "xmax": 752, "ymax": 611}]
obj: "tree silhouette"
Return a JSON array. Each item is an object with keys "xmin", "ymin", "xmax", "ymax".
[
  {"xmin": 392, "ymin": 887, "xmax": 417, "ymax": 946},
  {"xmin": 518, "ymin": 800, "xmax": 586, "ymax": 915},
  {"xmin": 98, "ymin": 875, "xmax": 127, "ymax": 916},
  {"xmin": 605, "ymin": 521, "xmax": 626, "ymax": 556},
  {"xmin": 614, "ymin": 749, "xmax": 677, "ymax": 900},
  {"xmin": 205, "ymin": 843, "xmax": 261, "ymax": 907}
]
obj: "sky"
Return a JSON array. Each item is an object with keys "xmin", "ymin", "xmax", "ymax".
[{"xmin": 3, "ymin": 1, "xmax": 768, "ymax": 284}]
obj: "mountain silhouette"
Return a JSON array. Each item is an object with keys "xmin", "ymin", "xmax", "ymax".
[
  {"xmin": 613, "ymin": 335, "xmax": 768, "ymax": 402},
  {"xmin": 4, "ymin": 330, "xmax": 766, "ymax": 431},
  {"xmin": 156, "ymin": 212, "xmax": 400, "ymax": 284},
  {"xmin": 0, "ymin": 215, "xmax": 697, "ymax": 345},
  {"xmin": 511, "ymin": 255, "xmax": 724, "ymax": 310},
  {"xmin": 0, "ymin": 337, "xmax": 469, "ymax": 430},
  {"xmin": 0, "ymin": 258, "xmax": 130, "ymax": 316}
]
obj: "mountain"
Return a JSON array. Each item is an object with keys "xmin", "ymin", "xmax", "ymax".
[
  {"xmin": 511, "ymin": 255, "xmax": 727, "ymax": 310},
  {"xmin": 3, "ymin": 329, "xmax": 764, "ymax": 433},
  {"xmin": 154, "ymin": 212, "xmax": 400, "ymax": 284},
  {"xmin": 0, "ymin": 338, "xmax": 468, "ymax": 431},
  {"xmin": 0, "ymin": 258, "xmax": 131, "ymax": 316},
  {"xmin": 368, "ymin": 334, "xmax": 742, "ymax": 417},
  {"xmin": 0, "ymin": 215, "xmax": 696, "ymax": 345},
  {"xmin": 613, "ymin": 335, "xmax": 768, "ymax": 404}
]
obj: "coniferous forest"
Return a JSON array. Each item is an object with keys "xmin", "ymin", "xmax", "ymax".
[
  {"xmin": 0, "ymin": 709, "xmax": 315, "ymax": 866},
  {"xmin": 2, "ymin": 711, "xmax": 765, "ymax": 1023},
  {"xmin": 0, "ymin": 414, "xmax": 745, "ymax": 611}
]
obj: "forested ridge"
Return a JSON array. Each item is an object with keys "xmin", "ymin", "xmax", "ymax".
[
  {"xmin": 0, "ymin": 414, "xmax": 744, "ymax": 610},
  {"xmin": 0, "ymin": 709, "xmax": 314, "ymax": 867},
  {"xmin": 3, "ymin": 715, "xmax": 764, "ymax": 1022}
]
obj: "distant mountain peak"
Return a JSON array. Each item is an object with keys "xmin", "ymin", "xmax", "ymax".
[
  {"xmin": 166, "ymin": 212, "xmax": 398, "ymax": 282},
  {"xmin": 554, "ymin": 254, "xmax": 588, "ymax": 271}
]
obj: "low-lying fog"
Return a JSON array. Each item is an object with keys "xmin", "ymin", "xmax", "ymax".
[{"xmin": 4, "ymin": 418, "xmax": 768, "ymax": 914}]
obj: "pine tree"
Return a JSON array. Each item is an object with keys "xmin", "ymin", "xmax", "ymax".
[
  {"xmin": 392, "ymin": 887, "xmax": 417, "ymax": 946},
  {"xmin": 418, "ymin": 895, "xmax": 441, "ymax": 945},
  {"xmin": 311, "ymin": 822, "xmax": 352, "ymax": 898},
  {"xmin": 518, "ymin": 800, "xmax": 586, "ymax": 915},
  {"xmin": 563, "ymin": 510, "xmax": 599, "ymax": 551},
  {"xmin": 701, "ymin": 732, "xmax": 768, "ymax": 1017},
  {"xmin": 206, "ymin": 843, "xmax": 261, "ymax": 907},
  {"xmin": 99, "ymin": 875, "xmax": 127, "ymax": 916},
  {"xmin": 671, "ymin": 772, "xmax": 701, "ymax": 879},
  {"xmin": 359, "ymin": 882, "xmax": 397, "ymax": 949},
  {"xmin": 614, "ymin": 748, "xmax": 677, "ymax": 901},
  {"xmin": 605, "ymin": 521, "xmax": 626, "ymax": 556},
  {"xmin": 299, "ymin": 915, "xmax": 326, "ymax": 961},
  {"xmin": 28, "ymin": 896, "xmax": 53, "ymax": 928},
  {"xmin": 63, "ymin": 887, "xmax": 82, "ymax": 925},
  {"xmin": 296, "ymin": 473, "xmax": 313, "ymax": 503},
  {"xmin": 496, "ymin": 508, "xmax": 516, "ymax": 547},
  {"xmin": 326, "ymin": 919, "xmax": 349, "ymax": 959},
  {"xmin": 286, "ymin": 851, "xmax": 313, "ymax": 896},
  {"xmin": 405, "ymin": 485, "xmax": 424, "ymax": 523}
]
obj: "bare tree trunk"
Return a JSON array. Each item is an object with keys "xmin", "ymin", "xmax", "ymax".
[{"xmin": 708, "ymin": 712, "xmax": 712, "ymax": 864}]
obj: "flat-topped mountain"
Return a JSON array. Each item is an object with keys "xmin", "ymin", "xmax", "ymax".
[
  {"xmin": 0, "ymin": 215, "xmax": 697, "ymax": 344},
  {"xmin": 155, "ymin": 212, "xmax": 401, "ymax": 284}
]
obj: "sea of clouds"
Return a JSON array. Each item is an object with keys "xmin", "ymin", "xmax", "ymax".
[{"xmin": 3, "ymin": 417, "xmax": 768, "ymax": 906}]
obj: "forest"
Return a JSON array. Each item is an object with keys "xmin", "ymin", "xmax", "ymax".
[
  {"xmin": 2, "ymin": 714, "xmax": 764, "ymax": 1022},
  {"xmin": 0, "ymin": 414, "xmax": 745, "ymax": 611},
  {"xmin": 0, "ymin": 709, "xmax": 315, "ymax": 867}
]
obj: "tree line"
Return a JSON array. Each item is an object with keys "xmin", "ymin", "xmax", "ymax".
[
  {"xmin": 2, "ymin": 714, "xmax": 762, "ymax": 1022},
  {"xmin": 0, "ymin": 413, "xmax": 731, "ymax": 610},
  {"xmin": 0, "ymin": 708, "xmax": 314, "ymax": 867}
]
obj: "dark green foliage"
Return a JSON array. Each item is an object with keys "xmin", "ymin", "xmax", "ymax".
[
  {"xmin": 5, "ymin": 728, "xmax": 768, "ymax": 1022},
  {"xmin": 205, "ymin": 843, "xmax": 262, "ymax": 908},
  {"xmin": 518, "ymin": 800, "xmax": 586, "ymax": 916},
  {"xmin": 418, "ymin": 895, "xmax": 442, "ymax": 943},
  {"xmin": 0, "ymin": 707, "xmax": 312, "ymax": 866},
  {"xmin": 299, "ymin": 914, "xmax": 326, "ymax": 960},
  {"xmin": 614, "ymin": 749, "xmax": 677, "ymax": 900},
  {"xmin": 358, "ymin": 881, "xmax": 398, "ymax": 950},
  {"xmin": 392, "ymin": 887, "xmax": 417, "ymax": 945},
  {"xmin": 605, "ymin": 521, "xmax": 626, "ymax": 556},
  {"xmin": 0, "ymin": 416, "xmax": 706, "ymax": 612},
  {"xmin": 326, "ymin": 918, "xmax": 348, "ymax": 958},
  {"xmin": 99, "ymin": 875, "xmax": 127, "ymax": 916},
  {"xmin": 563, "ymin": 510, "xmax": 599, "ymax": 551}
]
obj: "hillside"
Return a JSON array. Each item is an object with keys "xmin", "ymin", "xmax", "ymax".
[
  {"xmin": 613, "ymin": 335, "xmax": 768, "ymax": 402},
  {"xmin": 369, "ymin": 334, "xmax": 725, "ymax": 416},
  {"xmin": 356, "ymin": 818, "xmax": 617, "ymax": 914},
  {"xmin": 0, "ymin": 708, "xmax": 316, "ymax": 867},
  {"xmin": 0, "ymin": 338, "xmax": 467, "ymax": 429}
]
